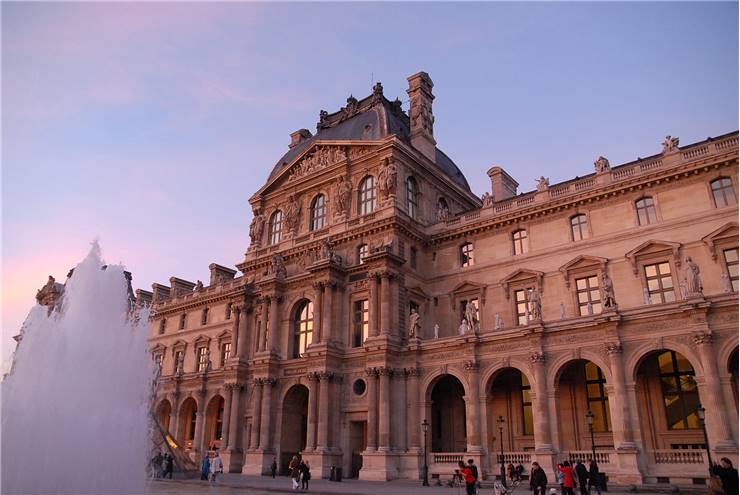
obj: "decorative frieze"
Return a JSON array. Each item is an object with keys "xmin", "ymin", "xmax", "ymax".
[{"xmin": 287, "ymin": 146, "xmax": 348, "ymax": 183}]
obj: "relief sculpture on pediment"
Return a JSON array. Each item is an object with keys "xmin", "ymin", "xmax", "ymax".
[{"xmin": 287, "ymin": 146, "xmax": 347, "ymax": 183}]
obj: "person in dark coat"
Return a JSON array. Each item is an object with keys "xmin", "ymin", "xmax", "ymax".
[
  {"xmin": 163, "ymin": 453, "xmax": 174, "ymax": 479},
  {"xmin": 587, "ymin": 459, "xmax": 601, "ymax": 495},
  {"xmin": 270, "ymin": 457, "xmax": 277, "ymax": 479},
  {"xmin": 530, "ymin": 462, "xmax": 548, "ymax": 495},
  {"xmin": 200, "ymin": 454, "xmax": 210, "ymax": 480},
  {"xmin": 712, "ymin": 457, "xmax": 739, "ymax": 495},
  {"xmin": 299, "ymin": 460, "xmax": 311, "ymax": 490},
  {"xmin": 575, "ymin": 460, "xmax": 588, "ymax": 495}
]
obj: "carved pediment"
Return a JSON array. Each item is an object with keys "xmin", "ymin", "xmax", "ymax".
[
  {"xmin": 625, "ymin": 240, "xmax": 682, "ymax": 275},
  {"xmin": 193, "ymin": 334, "xmax": 211, "ymax": 347},
  {"xmin": 151, "ymin": 343, "xmax": 166, "ymax": 355},
  {"xmin": 559, "ymin": 255, "xmax": 608, "ymax": 287},
  {"xmin": 702, "ymin": 222, "xmax": 738, "ymax": 260},
  {"xmin": 450, "ymin": 281, "xmax": 487, "ymax": 306},
  {"xmin": 171, "ymin": 339, "xmax": 187, "ymax": 354},
  {"xmin": 501, "ymin": 269, "xmax": 544, "ymax": 298},
  {"xmin": 216, "ymin": 329, "xmax": 232, "ymax": 343},
  {"xmin": 407, "ymin": 286, "xmax": 431, "ymax": 301}
]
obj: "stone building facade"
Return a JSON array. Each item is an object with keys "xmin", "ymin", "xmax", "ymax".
[{"xmin": 144, "ymin": 72, "xmax": 739, "ymax": 487}]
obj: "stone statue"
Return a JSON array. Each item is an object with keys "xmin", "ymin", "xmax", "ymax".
[
  {"xmin": 194, "ymin": 280, "xmax": 203, "ymax": 291},
  {"xmin": 494, "ymin": 313, "xmax": 504, "ymax": 330},
  {"xmin": 683, "ymin": 256, "xmax": 703, "ymax": 296},
  {"xmin": 334, "ymin": 175, "xmax": 352, "ymax": 216},
  {"xmin": 662, "ymin": 135, "xmax": 679, "ymax": 153},
  {"xmin": 270, "ymin": 253, "xmax": 287, "ymax": 279},
  {"xmin": 643, "ymin": 288, "xmax": 652, "ymax": 305},
  {"xmin": 465, "ymin": 302, "xmax": 479, "ymax": 332},
  {"xmin": 586, "ymin": 302, "xmax": 594, "ymax": 316},
  {"xmin": 433, "ymin": 323, "xmax": 440, "ymax": 339},
  {"xmin": 559, "ymin": 302, "xmax": 566, "ymax": 320},
  {"xmin": 408, "ymin": 308, "xmax": 421, "ymax": 338},
  {"xmin": 436, "ymin": 202, "xmax": 450, "ymax": 221},
  {"xmin": 176, "ymin": 353, "xmax": 184, "ymax": 375},
  {"xmin": 249, "ymin": 210, "xmax": 265, "ymax": 246},
  {"xmin": 528, "ymin": 288, "xmax": 542, "ymax": 321},
  {"xmin": 458, "ymin": 318, "xmax": 469, "ymax": 335},
  {"xmin": 377, "ymin": 158, "xmax": 398, "ymax": 199},
  {"xmin": 601, "ymin": 272, "xmax": 616, "ymax": 308},
  {"xmin": 204, "ymin": 348, "xmax": 211, "ymax": 372},
  {"xmin": 721, "ymin": 271, "xmax": 734, "ymax": 294},
  {"xmin": 320, "ymin": 238, "xmax": 334, "ymax": 261},
  {"xmin": 481, "ymin": 192, "xmax": 493, "ymax": 207},
  {"xmin": 594, "ymin": 156, "xmax": 611, "ymax": 174},
  {"xmin": 536, "ymin": 176, "xmax": 550, "ymax": 192},
  {"xmin": 283, "ymin": 194, "xmax": 301, "ymax": 234}
]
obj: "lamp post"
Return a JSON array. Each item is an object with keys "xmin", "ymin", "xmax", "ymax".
[
  {"xmin": 585, "ymin": 410, "xmax": 596, "ymax": 462},
  {"xmin": 421, "ymin": 419, "xmax": 429, "ymax": 487},
  {"xmin": 497, "ymin": 415, "xmax": 507, "ymax": 488},
  {"xmin": 696, "ymin": 405, "xmax": 713, "ymax": 476}
]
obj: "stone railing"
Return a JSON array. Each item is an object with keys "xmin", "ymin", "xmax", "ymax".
[
  {"xmin": 432, "ymin": 453, "xmax": 465, "ymax": 464},
  {"xmin": 652, "ymin": 449, "xmax": 706, "ymax": 464},
  {"xmin": 501, "ymin": 452, "xmax": 532, "ymax": 465},
  {"xmin": 566, "ymin": 451, "xmax": 612, "ymax": 465}
]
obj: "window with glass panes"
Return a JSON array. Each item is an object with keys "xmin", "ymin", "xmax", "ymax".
[
  {"xmin": 658, "ymin": 351, "xmax": 700, "ymax": 430},
  {"xmin": 636, "ymin": 197, "xmax": 658, "ymax": 225},
  {"xmin": 201, "ymin": 308, "xmax": 209, "ymax": 325},
  {"xmin": 585, "ymin": 362, "xmax": 611, "ymax": 432},
  {"xmin": 521, "ymin": 373, "xmax": 534, "ymax": 435},
  {"xmin": 514, "ymin": 289, "xmax": 533, "ymax": 326},
  {"xmin": 268, "ymin": 210, "xmax": 283, "ymax": 245},
  {"xmin": 711, "ymin": 178, "xmax": 736, "ymax": 207},
  {"xmin": 225, "ymin": 303, "xmax": 232, "ymax": 320},
  {"xmin": 460, "ymin": 243, "xmax": 474, "ymax": 267},
  {"xmin": 723, "ymin": 248, "xmax": 739, "ymax": 292},
  {"xmin": 513, "ymin": 229, "xmax": 529, "ymax": 255},
  {"xmin": 310, "ymin": 195, "xmax": 327, "ymax": 231},
  {"xmin": 352, "ymin": 299, "xmax": 369, "ymax": 348},
  {"xmin": 292, "ymin": 301, "xmax": 314, "ymax": 358},
  {"xmin": 576, "ymin": 276, "xmax": 602, "ymax": 316},
  {"xmin": 644, "ymin": 262, "xmax": 675, "ymax": 303},
  {"xmin": 179, "ymin": 313, "xmax": 186, "ymax": 330},
  {"xmin": 406, "ymin": 177, "xmax": 418, "ymax": 219},
  {"xmin": 571, "ymin": 214, "xmax": 589, "ymax": 241},
  {"xmin": 220, "ymin": 342, "xmax": 231, "ymax": 367},
  {"xmin": 215, "ymin": 399, "xmax": 224, "ymax": 441},
  {"xmin": 410, "ymin": 247, "xmax": 417, "ymax": 269},
  {"xmin": 358, "ymin": 244, "xmax": 369, "ymax": 264},
  {"xmin": 159, "ymin": 318, "xmax": 166, "ymax": 335},
  {"xmin": 359, "ymin": 177, "xmax": 376, "ymax": 215},
  {"xmin": 197, "ymin": 347, "xmax": 208, "ymax": 372}
]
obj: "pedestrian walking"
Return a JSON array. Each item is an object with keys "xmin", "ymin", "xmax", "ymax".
[
  {"xmin": 558, "ymin": 461, "xmax": 576, "ymax": 495},
  {"xmin": 529, "ymin": 461, "xmax": 548, "ymax": 495},
  {"xmin": 458, "ymin": 461, "xmax": 476, "ymax": 495},
  {"xmin": 555, "ymin": 464, "xmax": 565, "ymax": 495},
  {"xmin": 200, "ymin": 454, "xmax": 210, "ymax": 480},
  {"xmin": 587, "ymin": 459, "xmax": 602, "ymax": 495},
  {"xmin": 711, "ymin": 458, "xmax": 739, "ymax": 495},
  {"xmin": 151, "ymin": 452, "xmax": 163, "ymax": 479},
  {"xmin": 163, "ymin": 453, "xmax": 174, "ymax": 479},
  {"xmin": 300, "ymin": 460, "xmax": 311, "ymax": 490},
  {"xmin": 270, "ymin": 457, "xmax": 277, "ymax": 479},
  {"xmin": 289, "ymin": 455, "xmax": 300, "ymax": 490},
  {"xmin": 575, "ymin": 460, "xmax": 588, "ymax": 495},
  {"xmin": 209, "ymin": 451, "xmax": 223, "ymax": 483}
]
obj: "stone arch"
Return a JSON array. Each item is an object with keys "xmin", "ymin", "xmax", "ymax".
[
  {"xmin": 627, "ymin": 340, "xmax": 703, "ymax": 382},
  {"xmin": 718, "ymin": 339, "xmax": 740, "ymax": 377},
  {"xmin": 178, "ymin": 396, "xmax": 198, "ymax": 448},
  {"xmin": 156, "ymin": 398, "xmax": 172, "ymax": 434},
  {"xmin": 421, "ymin": 367, "xmax": 470, "ymax": 401},
  {"xmin": 549, "ymin": 350, "xmax": 613, "ymax": 391},
  {"xmin": 279, "ymin": 384, "xmax": 309, "ymax": 473},
  {"xmin": 484, "ymin": 364, "xmax": 537, "ymax": 453},
  {"xmin": 204, "ymin": 394, "xmax": 225, "ymax": 451},
  {"xmin": 428, "ymin": 374, "xmax": 467, "ymax": 452},
  {"xmin": 290, "ymin": 298, "xmax": 315, "ymax": 359},
  {"xmin": 480, "ymin": 359, "xmax": 535, "ymax": 397}
]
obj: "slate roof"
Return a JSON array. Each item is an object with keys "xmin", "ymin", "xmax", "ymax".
[{"xmin": 265, "ymin": 84, "xmax": 471, "ymax": 191}]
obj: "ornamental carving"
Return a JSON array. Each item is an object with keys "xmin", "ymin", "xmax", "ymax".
[
  {"xmin": 334, "ymin": 175, "xmax": 352, "ymax": 216},
  {"xmin": 377, "ymin": 366, "xmax": 394, "ymax": 377},
  {"xmin": 268, "ymin": 253, "xmax": 287, "ymax": 279},
  {"xmin": 319, "ymin": 371, "xmax": 335, "ymax": 381},
  {"xmin": 605, "ymin": 342, "xmax": 623, "ymax": 355},
  {"xmin": 405, "ymin": 367, "xmax": 421, "ymax": 377},
  {"xmin": 263, "ymin": 377, "xmax": 277, "ymax": 387},
  {"xmin": 594, "ymin": 156, "xmax": 611, "ymax": 174},
  {"xmin": 529, "ymin": 352, "xmax": 546, "ymax": 364},
  {"xmin": 287, "ymin": 146, "xmax": 347, "ymax": 183},
  {"xmin": 249, "ymin": 209, "xmax": 266, "ymax": 246},
  {"xmin": 662, "ymin": 135, "xmax": 679, "ymax": 153},
  {"xmin": 283, "ymin": 195, "xmax": 302, "ymax": 234},
  {"xmin": 365, "ymin": 367, "xmax": 378, "ymax": 378},
  {"xmin": 692, "ymin": 332, "xmax": 713, "ymax": 346},
  {"xmin": 463, "ymin": 360, "xmax": 479, "ymax": 371},
  {"xmin": 377, "ymin": 158, "xmax": 398, "ymax": 199}
]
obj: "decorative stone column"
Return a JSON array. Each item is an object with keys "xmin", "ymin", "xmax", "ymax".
[
  {"xmin": 378, "ymin": 366, "xmax": 392, "ymax": 451},
  {"xmin": 399, "ymin": 369, "xmax": 408, "ymax": 451},
  {"xmin": 407, "ymin": 368, "xmax": 421, "ymax": 451},
  {"xmin": 464, "ymin": 360, "xmax": 483, "ymax": 452},
  {"xmin": 305, "ymin": 372, "xmax": 319, "ymax": 451},
  {"xmin": 258, "ymin": 378, "xmax": 276, "ymax": 451},
  {"xmin": 605, "ymin": 343, "xmax": 636, "ymax": 448},
  {"xmin": 313, "ymin": 282, "xmax": 324, "ymax": 343},
  {"xmin": 366, "ymin": 367, "xmax": 378, "ymax": 450},
  {"xmin": 694, "ymin": 332, "xmax": 736, "ymax": 451},
  {"xmin": 235, "ymin": 304, "xmax": 248, "ymax": 360},
  {"xmin": 222, "ymin": 384, "xmax": 234, "ymax": 448},
  {"xmin": 317, "ymin": 371, "xmax": 334, "ymax": 451},
  {"xmin": 530, "ymin": 352, "xmax": 553, "ymax": 451},
  {"xmin": 193, "ymin": 393, "xmax": 206, "ymax": 455},
  {"xmin": 259, "ymin": 300, "xmax": 269, "ymax": 352},
  {"xmin": 250, "ymin": 379, "xmax": 263, "ymax": 450},
  {"xmin": 380, "ymin": 273, "xmax": 391, "ymax": 335},
  {"xmin": 170, "ymin": 392, "xmax": 181, "ymax": 441},
  {"xmin": 323, "ymin": 283, "xmax": 335, "ymax": 343},
  {"xmin": 227, "ymin": 384, "xmax": 242, "ymax": 451},
  {"xmin": 268, "ymin": 297, "xmax": 281, "ymax": 353},
  {"xmin": 370, "ymin": 273, "xmax": 380, "ymax": 337}
]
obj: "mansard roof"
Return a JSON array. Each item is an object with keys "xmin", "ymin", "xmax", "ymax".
[{"xmin": 265, "ymin": 84, "xmax": 470, "ymax": 191}]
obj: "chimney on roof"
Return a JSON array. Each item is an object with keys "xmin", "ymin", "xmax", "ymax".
[
  {"xmin": 487, "ymin": 166, "xmax": 518, "ymax": 202},
  {"xmin": 406, "ymin": 72, "xmax": 436, "ymax": 162},
  {"xmin": 289, "ymin": 129, "xmax": 312, "ymax": 148},
  {"xmin": 209, "ymin": 263, "xmax": 237, "ymax": 286}
]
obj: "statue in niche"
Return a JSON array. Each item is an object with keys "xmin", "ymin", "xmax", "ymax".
[
  {"xmin": 683, "ymin": 256, "xmax": 703, "ymax": 296},
  {"xmin": 436, "ymin": 202, "xmax": 450, "ymax": 221},
  {"xmin": 594, "ymin": 156, "xmax": 611, "ymax": 174},
  {"xmin": 408, "ymin": 308, "xmax": 421, "ymax": 338},
  {"xmin": 465, "ymin": 302, "xmax": 479, "ymax": 332},
  {"xmin": 283, "ymin": 194, "xmax": 301, "ymax": 234},
  {"xmin": 536, "ymin": 176, "xmax": 550, "ymax": 192},
  {"xmin": 176, "ymin": 353, "xmax": 184, "ymax": 375},
  {"xmin": 334, "ymin": 175, "xmax": 352, "ymax": 216},
  {"xmin": 601, "ymin": 272, "xmax": 617, "ymax": 308},
  {"xmin": 721, "ymin": 272, "xmax": 733, "ymax": 294},
  {"xmin": 269, "ymin": 253, "xmax": 287, "ymax": 279},
  {"xmin": 249, "ymin": 210, "xmax": 265, "ymax": 246},
  {"xmin": 433, "ymin": 323, "xmax": 440, "ymax": 339},
  {"xmin": 458, "ymin": 318, "xmax": 469, "ymax": 335},
  {"xmin": 662, "ymin": 135, "xmax": 679, "ymax": 153},
  {"xmin": 528, "ymin": 288, "xmax": 542, "ymax": 321},
  {"xmin": 377, "ymin": 158, "xmax": 398, "ymax": 199}
]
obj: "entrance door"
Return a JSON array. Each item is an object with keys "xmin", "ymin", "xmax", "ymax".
[{"xmin": 349, "ymin": 420, "xmax": 367, "ymax": 478}]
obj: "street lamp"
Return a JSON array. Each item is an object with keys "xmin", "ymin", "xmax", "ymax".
[
  {"xmin": 696, "ymin": 405, "xmax": 713, "ymax": 476},
  {"xmin": 585, "ymin": 410, "xmax": 596, "ymax": 462},
  {"xmin": 497, "ymin": 415, "xmax": 507, "ymax": 488},
  {"xmin": 421, "ymin": 419, "xmax": 430, "ymax": 487}
]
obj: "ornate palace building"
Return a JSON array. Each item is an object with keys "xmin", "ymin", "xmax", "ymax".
[{"xmin": 142, "ymin": 72, "xmax": 739, "ymax": 487}]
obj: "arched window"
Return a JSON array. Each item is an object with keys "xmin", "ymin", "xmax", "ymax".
[
  {"xmin": 635, "ymin": 197, "xmax": 657, "ymax": 226},
  {"xmin": 657, "ymin": 350, "xmax": 699, "ymax": 429},
  {"xmin": 358, "ymin": 244, "xmax": 369, "ymax": 265},
  {"xmin": 570, "ymin": 214, "xmax": 589, "ymax": 241},
  {"xmin": 292, "ymin": 300, "xmax": 314, "ymax": 358},
  {"xmin": 406, "ymin": 176, "xmax": 419, "ymax": 219},
  {"xmin": 513, "ymin": 229, "xmax": 529, "ymax": 255},
  {"xmin": 358, "ymin": 176, "xmax": 376, "ymax": 215},
  {"xmin": 268, "ymin": 210, "xmax": 283, "ymax": 245},
  {"xmin": 310, "ymin": 194, "xmax": 327, "ymax": 231},
  {"xmin": 460, "ymin": 242, "xmax": 474, "ymax": 267},
  {"xmin": 711, "ymin": 177, "xmax": 736, "ymax": 207}
]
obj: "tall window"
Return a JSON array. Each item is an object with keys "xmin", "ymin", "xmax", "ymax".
[
  {"xmin": 358, "ymin": 244, "xmax": 369, "ymax": 264},
  {"xmin": 220, "ymin": 342, "xmax": 231, "ymax": 367},
  {"xmin": 310, "ymin": 194, "xmax": 327, "ymax": 231},
  {"xmin": 201, "ymin": 308, "xmax": 209, "ymax": 325},
  {"xmin": 636, "ymin": 197, "xmax": 658, "ymax": 226},
  {"xmin": 576, "ymin": 275, "xmax": 601, "ymax": 316},
  {"xmin": 520, "ymin": 373, "xmax": 534, "ymax": 435},
  {"xmin": 159, "ymin": 319, "xmax": 166, "ymax": 335},
  {"xmin": 658, "ymin": 351, "xmax": 699, "ymax": 430},
  {"xmin": 154, "ymin": 353, "xmax": 163, "ymax": 373},
  {"xmin": 460, "ymin": 242, "xmax": 474, "ymax": 267},
  {"xmin": 197, "ymin": 347, "xmax": 209, "ymax": 372},
  {"xmin": 292, "ymin": 301, "xmax": 314, "ymax": 358},
  {"xmin": 515, "ymin": 289, "xmax": 533, "ymax": 326},
  {"xmin": 711, "ymin": 178, "xmax": 736, "ymax": 208},
  {"xmin": 268, "ymin": 210, "xmax": 283, "ymax": 245},
  {"xmin": 358, "ymin": 176, "xmax": 376, "ymax": 215},
  {"xmin": 179, "ymin": 314, "xmax": 186, "ymax": 330},
  {"xmin": 225, "ymin": 303, "xmax": 232, "ymax": 320},
  {"xmin": 513, "ymin": 229, "xmax": 529, "ymax": 255},
  {"xmin": 214, "ymin": 399, "xmax": 224, "ymax": 441},
  {"xmin": 410, "ymin": 247, "xmax": 417, "ymax": 269},
  {"xmin": 406, "ymin": 176, "xmax": 419, "ymax": 219},
  {"xmin": 174, "ymin": 350, "xmax": 184, "ymax": 374},
  {"xmin": 723, "ymin": 248, "xmax": 739, "ymax": 292},
  {"xmin": 644, "ymin": 262, "xmax": 675, "ymax": 303},
  {"xmin": 585, "ymin": 362, "xmax": 611, "ymax": 432},
  {"xmin": 352, "ymin": 299, "xmax": 370, "ymax": 347},
  {"xmin": 570, "ymin": 214, "xmax": 589, "ymax": 241}
]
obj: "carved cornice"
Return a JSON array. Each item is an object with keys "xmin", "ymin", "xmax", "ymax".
[
  {"xmin": 306, "ymin": 371, "xmax": 320, "ymax": 381},
  {"xmin": 377, "ymin": 366, "xmax": 394, "ymax": 377},
  {"xmin": 319, "ymin": 371, "xmax": 335, "ymax": 381},
  {"xmin": 406, "ymin": 367, "xmax": 421, "ymax": 377}
]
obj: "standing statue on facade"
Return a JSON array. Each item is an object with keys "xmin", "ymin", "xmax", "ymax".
[
  {"xmin": 249, "ymin": 210, "xmax": 265, "ymax": 246},
  {"xmin": 528, "ymin": 288, "xmax": 542, "ymax": 321},
  {"xmin": 721, "ymin": 271, "xmax": 734, "ymax": 294},
  {"xmin": 662, "ymin": 135, "xmax": 679, "ymax": 153},
  {"xmin": 458, "ymin": 318, "xmax": 469, "ymax": 335},
  {"xmin": 176, "ymin": 353, "xmax": 184, "ymax": 375},
  {"xmin": 536, "ymin": 176, "xmax": 550, "ymax": 192},
  {"xmin": 436, "ymin": 202, "xmax": 450, "ymax": 221},
  {"xmin": 194, "ymin": 280, "xmax": 203, "ymax": 291},
  {"xmin": 683, "ymin": 256, "xmax": 703, "ymax": 297},
  {"xmin": 643, "ymin": 288, "xmax": 652, "ymax": 305},
  {"xmin": 559, "ymin": 302, "xmax": 566, "ymax": 320},
  {"xmin": 481, "ymin": 192, "xmax": 493, "ymax": 207},
  {"xmin": 594, "ymin": 156, "xmax": 611, "ymax": 174},
  {"xmin": 465, "ymin": 302, "xmax": 479, "ymax": 332},
  {"xmin": 377, "ymin": 158, "xmax": 398, "ymax": 199},
  {"xmin": 283, "ymin": 194, "xmax": 302, "ymax": 235},
  {"xmin": 494, "ymin": 313, "xmax": 504, "ymax": 330},
  {"xmin": 601, "ymin": 272, "xmax": 617, "ymax": 309},
  {"xmin": 408, "ymin": 308, "xmax": 421, "ymax": 338},
  {"xmin": 270, "ymin": 253, "xmax": 287, "ymax": 279},
  {"xmin": 334, "ymin": 175, "xmax": 352, "ymax": 216},
  {"xmin": 433, "ymin": 323, "xmax": 440, "ymax": 339}
]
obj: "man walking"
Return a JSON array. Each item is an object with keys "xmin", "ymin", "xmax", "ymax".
[
  {"xmin": 271, "ymin": 457, "xmax": 277, "ymax": 478},
  {"xmin": 163, "ymin": 453, "xmax": 174, "ymax": 479},
  {"xmin": 587, "ymin": 459, "xmax": 602, "ymax": 495},
  {"xmin": 575, "ymin": 460, "xmax": 588, "ymax": 495},
  {"xmin": 530, "ymin": 462, "xmax": 548, "ymax": 495},
  {"xmin": 210, "ymin": 451, "xmax": 223, "ymax": 483}
]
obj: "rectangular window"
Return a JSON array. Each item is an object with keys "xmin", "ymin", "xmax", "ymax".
[
  {"xmin": 513, "ymin": 230, "xmax": 529, "ymax": 255},
  {"xmin": 159, "ymin": 319, "xmax": 166, "ymax": 335},
  {"xmin": 410, "ymin": 247, "xmax": 417, "ymax": 269},
  {"xmin": 571, "ymin": 214, "xmax": 589, "ymax": 241},
  {"xmin": 179, "ymin": 314, "xmax": 187, "ymax": 330},
  {"xmin": 225, "ymin": 303, "xmax": 232, "ymax": 320},
  {"xmin": 644, "ymin": 262, "xmax": 676, "ymax": 303},
  {"xmin": 197, "ymin": 347, "xmax": 208, "ymax": 372},
  {"xmin": 201, "ymin": 308, "xmax": 209, "ymax": 325},
  {"xmin": 724, "ymin": 248, "xmax": 739, "ymax": 292},
  {"xmin": 515, "ymin": 289, "xmax": 532, "ymax": 326},
  {"xmin": 576, "ymin": 275, "xmax": 602, "ymax": 316},
  {"xmin": 461, "ymin": 243, "xmax": 474, "ymax": 267},
  {"xmin": 220, "ymin": 343, "xmax": 231, "ymax": 367},
  {"xmin": 352, "ymin": 299, "xmax": 370, "ymax": 348},
  {"xmin": 521, "ymin": 373, "xmax": 534, "ymax": 435}
]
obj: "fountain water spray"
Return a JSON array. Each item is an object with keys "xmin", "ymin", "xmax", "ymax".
[{"xmin": 2, "ymin": 242, "xmax": 155, "ymax": 494}]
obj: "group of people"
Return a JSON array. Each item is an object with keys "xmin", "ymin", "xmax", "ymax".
[
  {"xmin": 287, "ymin": 455, "xmax": 312, "ymax": 490},
  {"xmin": 199, "ymin": 451, "xmax": 224, "ymax": 483},
  {"xmin": 529, "ymin": 459, "xmax": 602, "ymax": 495},
  {"xmin": 149, "ymin": 451, "xmax": 174, "ymax": 479},
  {"xmin": 709, "ymin": 458, "xmax": 739, "ymax": 495},
  {"xmin": 453, "ymin": 459, "xmax": 481, "ymax": 495}
]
